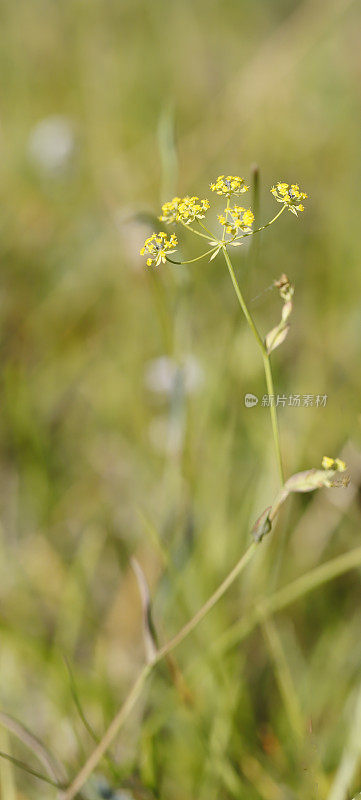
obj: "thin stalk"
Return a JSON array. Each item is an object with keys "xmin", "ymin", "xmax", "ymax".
[
  {"xmin": 249, "ymin": 165, "xmax": 260, "ymax": 271},
  {"xmin": 61, "ymin": 542, "xmax": 257, "ymax": 800},
  {"xmin": 253, "ymin": 203, "xmax": 286, "ymax": 233},
  {"xmin": 156, "ymin": 541, "xmax": 256, "ymax": 660},
  {"xmin": 63, "ymin": 657, "xmax": 121, "ymax": 781},
  {"xmin": 251, "ymin": 164, "xmax": 260, "ymax": 227},
  {"xmin": 0, "ymin": 710, "xmax": 65, "ymax": 785},
  {"xmin": 222, "ymin": 246, "xmax": 284, "ymax": 483},
  {"xmin": 222, "ymin": 198, "xmax": 230, "ymax": 242},
  {"xmin": 196, "ymin": 218, "xmax": 217, "ymax": 238},
  {"xmin": 166, "ymin": 247, "xmax": 217, "ymax": 265},
  {"xmin": 222, "ymin": 247, "xmax": 264, "ymax": 350},
  {"xmin": 60, "ymin": 665, "xmax": 152, "ymax": 800},
  {"xmin": 262, "ymin": 353, "xmax": 284, "ymax": 483},
  {"xmin": 214, "ymin": 544, "xmax": 361, "ymax": 656},
  {"xmin": 232, "ymin": 204, "xmax": 286, "ymax": 243},
  {"xmin": 180, "ymin": 219, "xmax": 211, "ymax": 240},
  {"xmin": 0, "ymin": 750, "xmax": 62, "ymax": 791}
]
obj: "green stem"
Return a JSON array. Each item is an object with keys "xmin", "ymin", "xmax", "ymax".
[
  {"xmin": 222, "ymin": 198, "xmax": 230, "ymax": 242},
  {"xmin": 262, "ymin": 353, "xmax": 284, "ymax": 483},
  {"xmin": 156, "ymin": 542, "xmax": 256, "ymax": 660},
  {"xmin": 0, "ymin": 750, "xmax": 62, "ymax": 791},
  {"xmin": 196, "ymin": 218, "xmax": 216, "ymax": 238},
  {"xmin": 215, "ymin": 544, "xmax": 361, "ymax": 656},
  {"xmin": 59, "ymin": 665, "xmax": 152, "ymax": 800},
  {"xmin": 222, "ymin": 247, "xmax": 264, "ymax": 350},
  {"xmin": 180, "ymin": 220, "xmax": 211, "ymax": 240},
  {"xmin": 222, "ymin": 246, "xmax": 284, "ymax": 483},
  {"xmin": 253, "ymin": 203, "xmax": 286, "ymax": 234},
  {"xmin": 232, "ymin": 204, "xmax": 286, "ymax": 243},
  {"xmin": 166, "ymin": 247, "xmax": 217, "ymax": 265}
]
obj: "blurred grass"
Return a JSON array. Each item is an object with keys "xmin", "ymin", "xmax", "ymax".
[{"xmin": 0, "ymin": 0, "xmax": 361, "ymax": 797}]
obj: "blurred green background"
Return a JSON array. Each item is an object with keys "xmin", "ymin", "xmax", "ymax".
[{"xmin": 0, "ymin": 0, "xmax": 361, "ymax": 797}]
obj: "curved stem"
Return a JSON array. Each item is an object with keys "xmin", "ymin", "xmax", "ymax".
[
  {"xmin": 59, "ymin": 666, "xmax": 152, "ymax": 800},
  {"xmin": 253, "ymin": 203, "xmax": 286, "ymax": 233},
  {"xmin": 179, "ymin": 219, "xmax": 211, "ymax": 240},
  {"xmin": 215, "ymin": 544, "xmax": 361, "ymax": 656},
  {"xmin": 232, "ymin": 204, "xmax": 286, "ymax": 243},
  {"xmin": 156, "ymin": 542, "xmax": 256, "ymax": 660},
  {"xmin": 222, "ymin": 246, "xmax": 284, "ymax": 484},
  {"xmin": 196, "ymin": 218, "xmax": 216, "ymax": 238},
  {"xmin": 166, "ymin": 247, "xmax": 217, "ymax": 265},
  {"xmin": 60, "ymin": 542, "xmax": 257, "ymax": 800}
]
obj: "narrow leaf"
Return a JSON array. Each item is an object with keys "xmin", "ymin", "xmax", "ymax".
[
  {"xmin": 0, "ymin": 710, "xmax": 66, "ymax": 784},
  {"xmin": 131, "ymin": 558, "xmax": 158, "ymax": 663},
  {"xmin": 209, "ymin": 246, "xmax": 222, "ymax": 261},
  {"xmin": 251, "ymin": 508, "xmax": 272, "ymax": 543},
  {"xmin": 0, "ymin": 749, "xmax": 62, "ymax": 790},
  {"xmin": 265, "ymin": 323, "xmax": 289, "ymax": 354}
]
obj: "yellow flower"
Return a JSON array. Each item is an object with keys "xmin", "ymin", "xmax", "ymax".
[
  {"xmin": 322, "ymin": 456, "xmax": 347, "ymax": 472},
  {"xmin": 160, "ymin": 196, "xmax": 210, "ymax": 224},
  {"xmin": 159, "ymin": 197, "xmax": 182, "ymax": 224},
  {"xmin": 218, "ymin": 205, "xmax": 254, "ymax": 235},
  {"xmin": 140, "ymin": 232, "xmax": 178, "ymax": 267},
  {"xmin": 210, "ymin": 175, "xmax": 249, "ymax": 197},
  {"xmin": 271, "ymin": 182, "xmax": 307, "ymax": 215}
]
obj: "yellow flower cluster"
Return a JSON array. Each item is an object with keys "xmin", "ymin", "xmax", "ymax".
[
  {"xmin": 322, "ymin": 456, "xmax": 347, "ymax": 472},
  {"xmin": 218, "ymin": 205, "xmax": 254, "ymax": 235},
  {"xmin": 140, "ymin": 174, "xmax": 309, "ymax": 268},
  {"xmin": 271, "ymin": 182, "xmax": 307, "ymax": 215},
  {"xmin": 140, "ymin": 232, "xmax": 178, "ymax": 267},
  {"xmin": 210, "ymin": 175, "xmax": 249, "ymax": 197},
  {"xmin": 159, "ymin": 196, "xmax": 210, "ymax": 224}
]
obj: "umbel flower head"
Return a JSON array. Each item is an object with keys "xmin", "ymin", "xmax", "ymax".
[
  {"xmin": 210, "ymin": 175, "xmax": 249, "ymax": 197},
  {"xmin": 159, "ymin": 196, "xmax": 210, "ymax": 224},
  {"xmin": 218, "ymin": 205, "xmax": 254, "ymax": 235},
  {"xmin": 140, "ymin": 232, "xmax": 178, "ymax": 267},
  {"xmin": 271, "ymin": 182, "xmax": 307, "ymax": 215}
]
